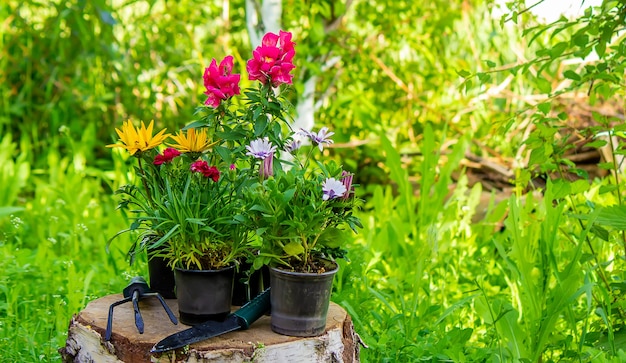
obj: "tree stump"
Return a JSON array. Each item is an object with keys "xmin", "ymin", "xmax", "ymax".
[{"xmin": 60, "ymin": 294, "xmax": 361, "ymax": 363}]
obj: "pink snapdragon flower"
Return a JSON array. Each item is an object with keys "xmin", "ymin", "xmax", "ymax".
[
  {"xmin": 203, "ymin": 55, "xmax": 241, "ymax": 108},
  {"xmin": 190, "ymin": 160, "xmax": 220, "ymax": 182},
  {"xmin": 246, "ymin": 30, "xmax": 296, "ymax": 87},
  {"xmin": 153, "ymin": 147, "xmax": 181, "ymax": 165}
]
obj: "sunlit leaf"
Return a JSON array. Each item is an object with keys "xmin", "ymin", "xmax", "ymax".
[
  {"xmin": 283, "ymin": 242, "xmax": 304, "ymax": 256},
  {"xmin": 596, "ymin": 205, "xmax": 626, "ymax": 230}
]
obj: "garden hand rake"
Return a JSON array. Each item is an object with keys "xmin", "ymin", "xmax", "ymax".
[{"xmin": 105, "ymin": 276, "xmax": 178, "ymax": 341}]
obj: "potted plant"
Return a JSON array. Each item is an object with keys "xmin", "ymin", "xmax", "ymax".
[
  {"xmin": 107, "ymin": 29, "xmax": 360, "ymax": 332},
  {"xmin": 106, "ymin": 31, "xmax": 297, "ymax": 321},
  {"xmin": 107, "ymin": 120, "xmax": 253, "ymax": 325},
  {"xmin": 185, "ymin": 30, "xmax": 300, "ymax": 305},
  {"xmin": 236, "ymin": 30, "xmax": 362, "ymax": 337},
  {"xmin": 195, "ymin": 30, "xmax": 361, "ymax": 335},
  {"xmin": 106, "ymin": 120, "xmax": 178, "ymax": 299},
  {"xmin": 149, "ymin": 139, "xmax": 252, "ymax": 325},
  {"xmin": 243, "ymin": 130, "xmax": 362, "ymax": 336}
]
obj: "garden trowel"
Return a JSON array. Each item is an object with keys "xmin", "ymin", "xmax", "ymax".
[{"xmin": 151, "ymin": 288, "xmax": 271, "ymax": 353}]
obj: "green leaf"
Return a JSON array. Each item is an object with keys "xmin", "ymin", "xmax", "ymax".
[
  {"xmin": 585, "ymin": 139, "xmax": 608, "ymax": 148},
  {"xmin": 598, "ymin": 162, "xmax": 614, "ymax": 170},
  {"xmin": 536, "ymin": 77, "xmax": 552, "ymax": 93},
  {"xmin": 250, "ymin": 204, "xmax": 270, "ymax": 213},
  {"xmin": 569, "ymin": 179, "xmax": 590, "ymax": 195},
  {"xmin": 563, "ymin": 70, "xmax": 581, "ymax": 81},
  {"xmin": 283, "ymin": 241, "xmax": 304, "ymax": 256},
  {"xmin": 318, "ymin": 227, "xmax": 344, "ymax": 248},
  {"xmin": 591, "ymin": 225, "xmax": 610, "ymax": 242},
  {"xmin": 214, "ymin": 145, "xmax": 232, "ymax": 164},
  {"xmin": 595, "ymin": 41, "xmax": 606, "ymax": 58},
  {"xmin": 596, "ymin": 205, "xmax": 626, "ymax": 230},
  {"xmin": 464, "ymin": 79, "xmax": 473, "ymax": 93},
  {"xmin": 0, "ymin": 206, "xmax": 24, "ymax": 217},
  {"xmin": 456, "ymin": 69, "xmax": 471, "ymax": 78},
  {"xmin": 282, "ymin": 188, "xmax": 296, "ymax": 203},
  {"xmin": 537, "ymin": 102, "xmax": 551, "ymax": 114},
  {"xmin": 528, "ymin": 145, "xmax": 547, "ymax": 166},
  {"xmin": 549, "ymin": 42, "xmax": 568, "ymax": 58},
  {"xmin": 253, "ymin": 116, "xmax": 268, "ymax": 136},
  {"xmin": 477, "ymin": 72, "xmax": 491, "ymax": 83},
  {"xmin": 573, "ymin": 33, "xmax": 589, "ymax": 47},
  {"xmin": 182, "ymin": 120, "xmax": 207, "ymax": 130},
  {"xmin": 550, "ymin": 179, "xmax": 571, "ymax": 200},
  {"xmin": 508, "ymin": 65, "xmax": 520, "ymax": 76},
  {"xmin": 599, "ymin": 185, "xmax": 618, "ymax": 194}
]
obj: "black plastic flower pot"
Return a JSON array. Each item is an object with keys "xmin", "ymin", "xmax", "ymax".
[
  {"xmin": 174, "ymin": 265, "xmax": 235, "ymax": 325},
  {"xmin": 147, "ymin": 249, "xmax": 176, "ymax": 299},
  {"xmin": 269, "ymin": 261, "xmax": 338, "ymax": 337},
  {"xmin": 232, "ymin": 264, "xmax": 271, "ymax": 306}
]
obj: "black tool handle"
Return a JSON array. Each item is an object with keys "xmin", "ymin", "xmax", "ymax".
[
  {"xmin": 123, "ymin": 276, "xmax": 151, "ymax": 298},
  {"xmin": 232, "ymin": 288, "xmax": 271, "ymax": 329}
]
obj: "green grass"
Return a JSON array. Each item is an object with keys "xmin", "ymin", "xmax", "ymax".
[
  {"xmin": 3, "ymin": 129, "xmax": 626, "ymax": 362},
  {"xmin": 3, "ymin": 0, "xmax": 626, "ymax": 361},
  {"xmin": 0, "ymin": 141, "xmax": 143, "ymax": 361}
]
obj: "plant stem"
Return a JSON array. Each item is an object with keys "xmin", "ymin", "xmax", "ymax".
[
  {"xmin": 553, "ymin": 157, "xmax": 613, "ymax": 295},
  {"xmin": 301, "ymin": 233, "xmax": 310, "ymax": 269},
  {"xmin": 137, "ymin": 157, "xmax": 154, "ymax": 206},
  {"xmin": 475, "ymin": 279, "xmax": 504, "ymax": 359},
  {"xmin": 607, "ymin": 133, "xmax": 626, "ymax": 257}
]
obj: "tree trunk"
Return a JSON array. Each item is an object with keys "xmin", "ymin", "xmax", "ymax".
[{"xmin": 59, "ymin": 294, "xmax": 362, "ymax": 363}]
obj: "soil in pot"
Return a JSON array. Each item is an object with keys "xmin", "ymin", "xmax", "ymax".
[
  {"xmin": 269, "ymin": 259, "xmax": 338, "ymax": 337},
  {"xmin": 175, "ymin": 265, "xmax": 235, "ymax": 325}
]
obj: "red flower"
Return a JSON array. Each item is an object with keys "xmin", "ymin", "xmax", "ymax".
[
  {"xmin": 203, "ymin": 55, "xmax": 241, "ymax": 108},
  {"xmin": 246, "ymin": 30, "xmax": 296, "ymax": 87},
  {"xmin": 153, "ymin": 147, "xmax": 181, "ymax": 165},
  {"xmin": 190, "ymin": 160, "xmax": 220, "ymax": 182}
]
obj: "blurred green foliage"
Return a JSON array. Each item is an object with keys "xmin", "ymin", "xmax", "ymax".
[
  {"xmin": 3, "ymin": 0, "xmax": 626, "ymax": 361},
  {"xmin": 1, "ymin": 0, "xmax": 507, "ymax": 185},
  {"xmin": 1, "ymin": 0, "xmax": 235, "ymax": 168}
]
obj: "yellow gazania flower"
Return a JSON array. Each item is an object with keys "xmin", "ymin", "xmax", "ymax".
[
  {"xmin": 168, "ymin": 128, "xmax": 218, "ymax": 154},
  {"xmin": 107, "ymin": 120, "xmax": 170, "ymax": 155}
]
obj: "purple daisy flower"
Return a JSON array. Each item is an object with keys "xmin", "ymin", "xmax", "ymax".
[
  {"xmin": 286, "ymin": 139, "xmax": 302, "ymax": 153},
  {"xmin": 302, "ymin": 127, "xmax": 334, "ymax": 151},
  {"xmin": 246, "ymin": 137, "xmax": 277, "ymax": 159},
  {"xmin": 322, "ymin": 177, "xmax": 347, "ymax": 201}
]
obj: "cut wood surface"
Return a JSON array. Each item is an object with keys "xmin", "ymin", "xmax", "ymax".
[{"xmin": 60, "ymin": 294, "xmax": 361, "ymax": 363}]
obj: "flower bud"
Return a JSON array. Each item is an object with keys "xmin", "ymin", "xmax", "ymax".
[
  {"xmin": 260, "ymin": 153, "xmax": 274, "ymax": 179},
  {"xmin": 341, "ymin": 171, "xmax": 354, "ymax": 200}
]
